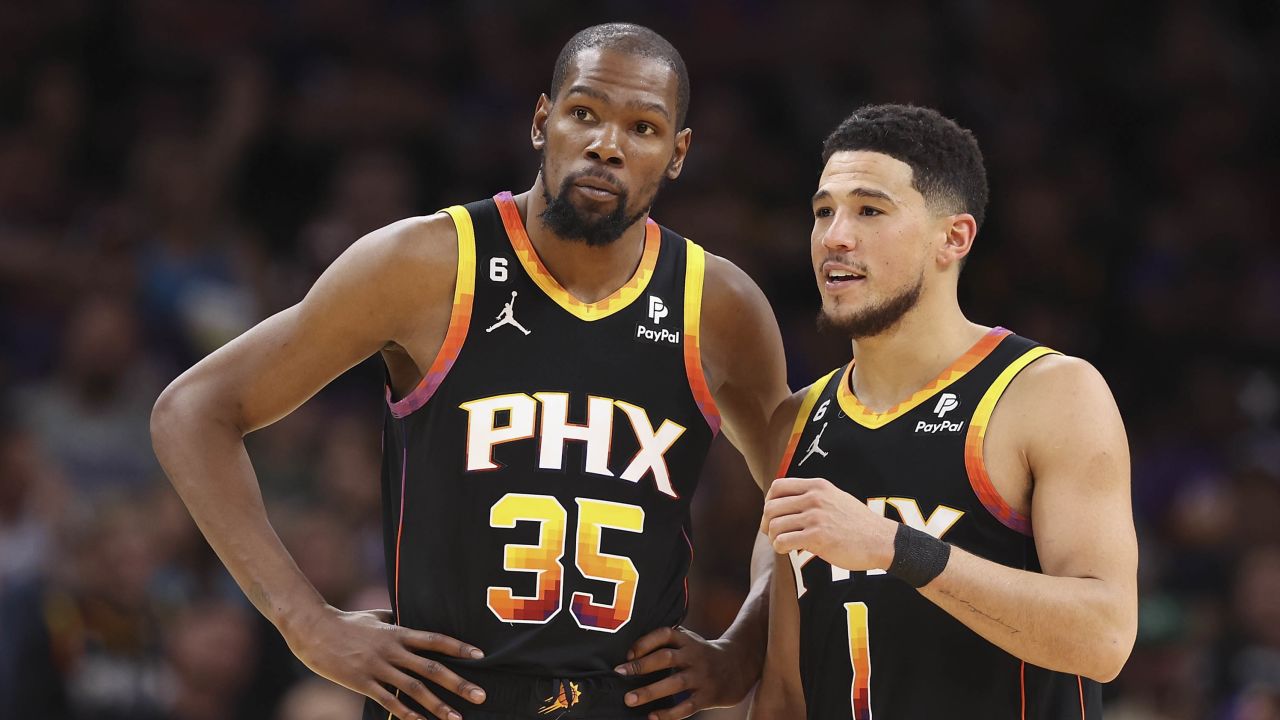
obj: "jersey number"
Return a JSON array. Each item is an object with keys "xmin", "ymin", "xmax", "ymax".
[
  {"xmin": 486, "ymin": 493, "xmax": 643, "ymax": 633},
  {"xmin": 489, "ymin": 257, "xmax": 509, "ymax": 282},
  {"xmin": 846, "ymin": 602, "xmax": 872, "ymax": 720}
]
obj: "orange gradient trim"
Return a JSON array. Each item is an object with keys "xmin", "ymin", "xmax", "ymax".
[
  {"xmin": 386, "ymin": 205, "xmax": 476, "ymax": 418},
  {"xmin": 845, "ymin": 601, "xmax": 872, "ymax": 720},
  {"xmin": 963, "ymin": 345, "xmax": 1059, "ymax": 535},
  {"xmin": 494, "ymin": 191, "xmax": 660, "ymax": 321},
  {"xmin": 682, "ymin": 240, "xmax": 721, "ymax": 434},
  {"xmin": 836, "ymin": 327, "xmax": 1010, "ymax": 429},
  {"xmin": 777, "ymin": 370, "xmax": 840, "ymax": 475}
]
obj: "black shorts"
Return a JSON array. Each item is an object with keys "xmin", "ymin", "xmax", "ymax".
[{"xmin": 360, "ymin": 664, "xmax": 677, "ymax": 719}]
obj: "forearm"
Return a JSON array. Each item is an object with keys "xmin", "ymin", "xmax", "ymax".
[
  {"xmin": 748, "ymin": 553, "xmax": 803, "ymax": 720},
  {"xmin": 918, "ymin": 545, "xmax": 1134, "ymax": 681},
  {"xmin": 717, "ymin": 533, "xmax": 773, "ymax": 675},
  {"xmin": 151, "ymin": 385, "xmax": 325, "ymax": 635}
]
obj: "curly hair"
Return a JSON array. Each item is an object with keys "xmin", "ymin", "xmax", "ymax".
[
  {"xmin": 822, "ymin": 104, "xmax": 989, "ymax": 228},
  {"xmin": 550, "ymin": 23, "xmax": 690, "ymax": 128}
]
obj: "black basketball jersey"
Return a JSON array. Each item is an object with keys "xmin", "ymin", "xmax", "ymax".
[
  {"xmin": 377, "ymin": 192, "xmax": 719, "ymax": 683},
  {"xmin": 778, "ymin": 328, "xmax": 1102, "ymax": 719}
]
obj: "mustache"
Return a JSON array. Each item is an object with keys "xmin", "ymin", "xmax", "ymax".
[
  {"xmin": 562, "ymin": 167, "xmax": 625, "ymax": 193},
  {"xmin": 819, "ymin": 256, "xmax": 870, "ymax": 274}
]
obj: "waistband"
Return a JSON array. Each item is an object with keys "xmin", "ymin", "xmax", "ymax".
[{"xmin": 415, "ymin": 662, "xmax": 677, "ymax": 719}]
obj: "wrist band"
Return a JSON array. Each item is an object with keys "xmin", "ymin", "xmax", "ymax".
[{"xmin": 887, "ymin": 523, "xmax": 951, "ymax": 588}]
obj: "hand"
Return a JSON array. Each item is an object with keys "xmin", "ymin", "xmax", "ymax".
[
  {"xmin": 282, "ymin": 606, "xmax": 486, "ymax": 720},
  {"xmin": 614, "ymin": 626, "xmax": 759, "ymax": 720},
  {"xmin": 761, "ymin": 477, "xmax": 898, "ymax": 572}
]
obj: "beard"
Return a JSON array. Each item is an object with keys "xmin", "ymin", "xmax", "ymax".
[
  {"xmin": 538, "ymin": 159, "xmax": 655, "ymax": 247},
  {"xmin": 817, "ymin": 270, "xmax": 924, "ymax": 339}
]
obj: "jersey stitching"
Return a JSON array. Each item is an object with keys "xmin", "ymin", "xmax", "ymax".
[
  {"xmin": 682, "ymin": 240, "xmax": 721, "ymax": 435},
  {"xmin": 777, "ymin": 369, "xmax": 840, "ymax": 475},
  {"xmin": 962, "ymin": 345, "xmax": 1060, "ymax": 535},
  {"xmin": 835, "ymin": 327, "xmax": 1011, "ymax": 429},
  {"xmin": 494, "ymin": 191, "xmax": 660, "ymax": 321},
  {"xmin": 386, "ymin": 205, "xmax": 477, "ymax": 418}
]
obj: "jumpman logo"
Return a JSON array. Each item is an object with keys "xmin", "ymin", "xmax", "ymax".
[
  {"xmin": 486, "ymin": 291, "xmax": 531, "ymax": 335},
  {"xmin": 798, "ymin": 422, "xmax": 829, "ymax": 466}
]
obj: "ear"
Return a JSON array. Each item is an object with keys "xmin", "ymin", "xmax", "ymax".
[
  {"xmin": 938, "ymin": 213, "xmax": 977, "ymax": 268},
  {"xmin": 665, "ymin": 127, "xmax": 693, "ymax": 180},
  {"xmin": 531, "ymin": 93, "xmax": 551, "ymax": 151}
]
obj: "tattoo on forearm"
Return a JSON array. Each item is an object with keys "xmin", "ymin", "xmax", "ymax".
[{"xmin": 941, "ymin": 589, "xmax": 1020, "ymax": 634}]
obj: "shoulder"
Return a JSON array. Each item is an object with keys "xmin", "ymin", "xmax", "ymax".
[
  {"xmin": 1003, "ymin": 353, "xmax": 1115, "ymax": 411},
  {"xmin": 998, "ymin": 352, "xmax": 1126, "ymax": 455},
  {"xmin": 302, "ymin": 212, "xmax": 461, "ymax": 338},
  {"xmin": 347, "ymin": 212, "xmax": 459, "ymax": 277},
  {"xmin": 700, "ymin": 250, "xmax": 770, "ymax": 314},
  {"xmin": 697, "ymin": 249, "xmax": 780, "ymax": 356}
]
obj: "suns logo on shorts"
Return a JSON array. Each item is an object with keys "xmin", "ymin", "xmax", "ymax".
[{"xmin": 538, "ymin": 680, "xmax": 583, "ymax": 714}]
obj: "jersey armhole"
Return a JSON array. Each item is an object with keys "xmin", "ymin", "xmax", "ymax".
[
  {"xmin": 962, "ymin": 346, "xmax": 1060, "ymax": 535},
  {"xmin": 386, "ymin": 206, "xmax": 477, "ymax": 418},
  {"xmin": 682, "ymin": 240, "xmax": 721, "ymax": 434},
  {"xmin": 776, "ymin": 370, "xmax": 840, "ymax": 476}
]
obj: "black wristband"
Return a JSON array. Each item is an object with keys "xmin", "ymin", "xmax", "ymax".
[{"xmin": 886, "ymin": 523, "xmax": 951, "ymax": 588}]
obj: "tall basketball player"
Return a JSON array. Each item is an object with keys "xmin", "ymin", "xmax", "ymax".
[
  {"xmin": 751, "ymin": 105, "xmax": 1137, "ymax": 719},
  {"xmin": 151, "ymin": 24, "xmax": 788, "ymax": 720}
]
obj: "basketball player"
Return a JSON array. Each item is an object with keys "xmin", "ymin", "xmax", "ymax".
[
  {"xmin": 750, "ymin": 105, "xmax": 1137, "ymax": 718},
  {"xmin": 151, "ymin": 24, "xmax": 787, "ymax": 720}
]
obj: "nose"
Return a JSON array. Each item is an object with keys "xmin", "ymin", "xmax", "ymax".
[
  {"xmin": 819, "ymin": 209, "xmax": 857, "ymax": 252},
  {"xmin": 585, "ymin": 124, "xmax": 624, "ymax": 167}
]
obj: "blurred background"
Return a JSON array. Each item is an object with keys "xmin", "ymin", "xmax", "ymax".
[{"xmin": 0, "ymin": 1, "xmax": 1277, "ymax": 718}]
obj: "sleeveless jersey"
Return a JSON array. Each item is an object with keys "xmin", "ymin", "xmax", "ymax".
[
  {"xmin": 778, "ymin": 328, "xmax": 1102, "ymax": 719},
  {"xmin": 377, "ymin": 192, "xmax": 719, "ymax": 681}
]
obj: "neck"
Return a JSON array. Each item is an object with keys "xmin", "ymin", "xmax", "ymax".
[
  {"xmin": 846, "ymin": 289, "xmax": 987, "ymax": 413},
  {"xmin": 513, "ymin": 175, "xmax": 650, "ymax": 304}
]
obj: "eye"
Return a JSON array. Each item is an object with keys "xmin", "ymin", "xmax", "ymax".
[
  {"xmin": 859, "ymin": 206, "xmax": 883, "ymax": 217},
  {"xmin": 571, "ymin": 107, "xmax": 594, "ymax": 121},
  {"xmin": 635, "ymin": 122, "xmax": 656, "ymax": 136},
  {"xmin": 814, "ymin": 207, "xmax": 834, "ymax": 219}
]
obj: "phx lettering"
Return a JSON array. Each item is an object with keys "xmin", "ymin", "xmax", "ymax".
[{"xmin": 460, "ymin": 392, "xmax": 686, "ymax": 498}]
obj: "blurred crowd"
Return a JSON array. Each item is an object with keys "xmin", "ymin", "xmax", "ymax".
[{"xmin": 1, "ymin": 1, "xmax": 1277, "ymax": 719}]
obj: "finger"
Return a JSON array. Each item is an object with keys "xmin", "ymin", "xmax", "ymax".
[
  {"xmin": 623, "ymin": 625, "xmax": 679, "ymax": 664},
  {"xmin": 766, "ymin": 510, "xmax": 813, "ymax": 544},
  {"xmin": 760, "ymin": 494, "xmax": 812, "ymax": 527},
  {"xmin": 366, "ymin": 682, "xmax": 436, "ymax": 720},
  {"xmin": 393, "ymin": 649, "xmax": 487, "ymax": 705},
  {"xmin": 623, "ymin": 671, "xmax": 690, "ymax": 707},
  {"xmin": 615, "ymin": 646, "xmax": 681, "ymax": 677},
  {"xmin": 765, "ymin": 477, "xmax": 819, "ymax": 501},
  {"xmin": 772, "ymin": 529, "xmax": 810, "ymax": 555},
  {"xmin": 379, "ymin": 666, "xmax": 462, "ymax": 720},
  {"xmin": 649, "ymin": 697, "xmax": 701, "ymax": 720},
  {"xmin": 398, "ymin": 627, "xmax": 485, "ymax": 660}
]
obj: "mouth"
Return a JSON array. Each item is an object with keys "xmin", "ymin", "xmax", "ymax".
[
  {"xmin": 821, "ymin": 262, "xmax": 867, "ymax": 291},
  {"xmin": 571, "ymin": 177, "xmax": 621, "ymax": 202}
]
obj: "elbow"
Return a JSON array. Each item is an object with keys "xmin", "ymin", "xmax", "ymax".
[
  {"xmin": 150, "ymin": 380, "xmax": 187, "ymax": 468},
  {"xmin": 151, "ymin": 374, "xmax": 226, "ymax": 471},
  {"xmin": 1086, "ymin": 623, "xmax": 1137, "ymax": 683}
]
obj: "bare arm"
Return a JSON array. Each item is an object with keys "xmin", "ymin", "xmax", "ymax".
[
  {"xmin": 750, "ymin": 389, "xmax": 812, "ymax": 719},
  {"xmin": 619, "ymin": 250, "xmax": 790, "ymax": 717},
  {"xmin": 763, "ymin": 356, "xmax": 1137, "ymax": 683},
  {"xmin": 151, "ymin": 214, "xmax": 488, "ymax": 719},
  {"xmin": 750, "ymin": 554, "xmax": 806, "ymax": 719},
  {"xmin": 916, "ymin": 356, "xmax": 1138, "ymax": 681}
]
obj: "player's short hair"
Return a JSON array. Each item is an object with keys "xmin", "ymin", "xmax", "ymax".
[
  {"xmin": 822, "ymin": 104, "xmax": 989, "ymax": 228},
  {"xmin": 550, "ymin": 23, "xmax": 690, "ymax": 128}
]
